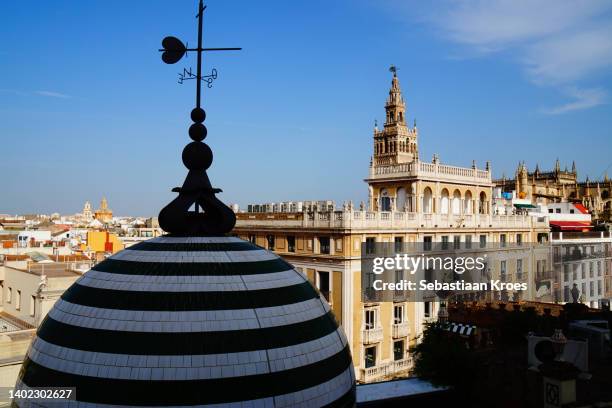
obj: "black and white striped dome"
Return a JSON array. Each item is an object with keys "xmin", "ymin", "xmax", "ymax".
[{"xmin": 16, "ymin": 236, "xmax": 355, "ymax": 407}]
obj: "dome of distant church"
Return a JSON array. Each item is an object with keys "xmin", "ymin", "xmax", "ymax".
[{"xmin": 15, "ymin": 236, "xmax": 355, "ymax": 407}]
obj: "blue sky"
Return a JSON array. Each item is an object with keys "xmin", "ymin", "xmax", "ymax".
[{"xmin": 1, "ymin": 0, "xmax": 611, "ymax": 216}]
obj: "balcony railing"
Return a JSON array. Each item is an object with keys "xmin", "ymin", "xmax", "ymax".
[
  {"xmin": 362, "ymin": 327, "xmax": 383, "ymax": 344},
  {"xmin": 392, "ymin": 322, "xmax": 409, "ymax": 338},
  {"xmin": 361, "ymin": 364, "xmax": 389, "ymax": 383},
  {"xmin": 360, "ymin": 357, "xmax": 414, "ymax": 383},
  {"xmin": 236, "ymin": 209, "xmax": 546, "ymax": 231},
  {"xmin": 393, "ymin": 356, "xmax": 413, "ymax": 373}
]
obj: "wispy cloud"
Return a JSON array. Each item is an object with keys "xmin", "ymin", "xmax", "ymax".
[
  {"xmin": 541, "ymin": 87, "xmax": 607, "ymax": 114},
  {"xmin": 0, "ymin": 89, "xmax": 72, "ymax": 99},
  {"xmin": 35, "ymin": 90, "xmax": 71, "ymax": 99},
  {"xmin": 387, "ymin": 0, "xmax": 612, "ymax": 113}
]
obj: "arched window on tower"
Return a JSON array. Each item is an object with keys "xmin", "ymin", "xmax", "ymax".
[
  {"xmin": 452, "ymin": 190, "xmax": 461, "ymax": 215},
  {"xmin": 423, "ymin": 187, "xmax": 433, "ymax": 214},
  {"xmin": 464, "ymin": 191, "xmax": 473, "ymax": 214},
  {"xmin": 479, "ymin": 192, "xmax": 488, "ymax": 214},
  {"xmin": 380, "ymin": 189, "xmax": 391, "ymax": 211},
  {"xmin": 440, "ymin": 189, "xmax": 450, "ymax": 214},
  {"xmin": 396, "ymin": 187, "xmax": 406, "ymax": 211},
  {"xmin": 399, "ymin": 112, "xmax": 403, "ymax": 123}
]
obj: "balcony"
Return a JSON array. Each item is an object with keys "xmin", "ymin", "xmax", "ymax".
[
  {"xmin": 360, "ymin": 357, "xmax": 414, "ymax": 383},
  {"xmin": 361, "ymin": 364, "xmax": 389, "ymax": 383},
  {"xmin": 366, "ymin": 161, "xmax": 491, "ymax": 186},
  {"xmin": 392, "ymin": 322, "xmax": 409, "ymax": 338},
  {"xmin": 362, "ymin": 327, "xmax": 383, "ymax": 344},
  {"xmin": 236, "ymin": 209, "xmax": 544, "ymax": 231},
  {"xmin": 423, "ymin": 315, "xmax": 437, "ymax": 324},
  {"xmin": 393, "ymin": 356, "xmax": 413, "ymax": 373}
]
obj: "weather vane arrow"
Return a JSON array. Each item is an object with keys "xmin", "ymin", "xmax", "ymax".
[{"xmin": 158, "ymin": 0, "xmax": 242, "ymax": 235}]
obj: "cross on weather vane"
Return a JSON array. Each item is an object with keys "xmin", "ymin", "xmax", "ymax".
[
  {"xmin": 157, "ymin": 0, "xmax": 241, "ymax": 235},
  {"xmin": 159, "ymin": 0, "xmax": 241, "ymax": 108}
]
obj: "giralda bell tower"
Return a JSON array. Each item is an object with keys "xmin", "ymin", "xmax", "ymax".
[{"xmin": 372, "ymin": 66, "xmax": 418, "ymax": 167}]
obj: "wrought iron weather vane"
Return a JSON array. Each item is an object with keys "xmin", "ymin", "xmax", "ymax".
[{"xmin": 158, "ymin": 0, "xmax": 241, "ymax": 235}]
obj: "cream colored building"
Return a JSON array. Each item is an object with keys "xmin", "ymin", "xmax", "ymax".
[
  {"xmin": 0, "ymin": 257, "xmax": 89, "ymax": 403},
  {"xmin": 234, "ymin": 69, "xmax": 551, "ymax": 383},
  {"xmin": 94, "ymin": 197, "xmax": 113, "ymax": 223},
  {"xmin": 0, "ymin": 259, "xmax": 88, "ymax": 327}
]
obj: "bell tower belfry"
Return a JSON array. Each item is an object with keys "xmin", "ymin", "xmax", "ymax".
[{"xmin": 373, "ymin": 66, "xmax": 418, "ymax": 167}]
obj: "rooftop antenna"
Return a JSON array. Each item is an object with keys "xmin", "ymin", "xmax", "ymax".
[{"xmin": 158, "ymin": 0, "xmax": 241, "ymax": 235}]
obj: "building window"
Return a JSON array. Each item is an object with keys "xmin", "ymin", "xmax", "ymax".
[
  {"xmin": 248, "ymin": 234, "xmax": 256, "ymax": 244},
  {"xmin": 548, "ymin": 209, "xmax": 553, "ymax": 213},
  {"xmin": 453, "ymin": 235, "xmax": 461, "ymax": 250},
  {"xmin": 16, "ymin": 290, "xmax": 21, "ymax": 311},
  {"xmin": 517, "ymin": 259, "xmax": 523, "ymax": 280},
  {"xmin": 500, "ymin": 261, "xmax": 507, "ymax": 279},
  {"xmin": 393, "ymin": 304, "xmax": 404, "ymax": 324},
  {"xmin": 365, "ymin": 308, "xmax": 377, "ymax": 330},
  {"xmin": 424, "ymin": 301, "xmax": 431, "ymax": 318},
  {"xmin": 564, "ymin": 264, "xmax": 570, "ymax": 282},
  {"xmin": 465, "ymin": 235, "xmax": 472, "ymax": 249},
  {"xmin": 319, "ymin": 237, "xmax": 330, "ymax": 254},
  {"xmin": 317, "ymin": 271, "xmax": 330, "ymax": 302},
  {"xmin": 441, "ymin": 236, "xmax": 449, "ymax": 250},
  {"xmin": 598, "ymin": 261, "xmax": 602, "ymax": 276},
  {"xmin": 266, "ymin": 235, "xmax": 275, "ymax": 251},
  {"xmin": 564, "ymin": 286, "xmax": 570, "ymax": 302},
  {"xmin": 423, "ymin": 236, "xmax": 432, "ymax": 251},
  {"xmin": 556, "ymin": 208, "xmax": 561, "ymax": 213},
  {"xmin": 287, "ymin": 236, "xmax": 295, "ymax": 252},
  {"xmin": 590, "ymin": 262, "xmax": 594, "ymax": 278},
  {"xmin": 537, "ymin": 260, "xmax": 547, "ymax": 274},
  {"xmin": 7, "ymin": 287, "xmax": 12, "ymax": 303},
  {"xmin": 479, "ymin": 235, "xmax": 487, "ymax": 248},
  {"xmin": 365, "ymin": 346, "xmax": 377, "ymax": 368},
  {"xmin": 393, "ymin": 340, "xmax": 405, "ymax": 361},
  {"xmin": 516, "ymin": 234, "xmax": 522, "ymax": 246},
  {"xmin": 394, "ymin": 237, "xmax": 403, "ymax": 252},
  {"xmin": 365, "ymin": 237, "xmax": 376, "ymax": 255},
  {"xmin": 500, "ymin": 234, "xmax": 507, "ymax": 247},
  {"xmin": 589, "ymin": 281, "xmax": 594, "ymax": 297},
  {"xmin": 30, "ymin": 295, "xmax": 36, "ymax": 317},
  {"xmin": 394, "ymin": 270, "xmax": 404, "ymax": 298}
]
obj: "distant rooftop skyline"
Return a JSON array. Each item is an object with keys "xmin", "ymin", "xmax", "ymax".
[{"xmin": 1, "ymin": 0, "xmax": 611, "ymax": 216}]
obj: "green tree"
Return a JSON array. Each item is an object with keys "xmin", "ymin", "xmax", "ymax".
[{"xmin": 412, "ymin": 323, "xmax": 474, "ymax": 392}]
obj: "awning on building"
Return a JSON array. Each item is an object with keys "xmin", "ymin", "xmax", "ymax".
[
  {"xmin": 549, "ymin": 221, "xmax": 593, "ymax": 231},
  {"xmin": 513, "ymin": 203, "xmax": 537, "ymax": 209},
  {"xmin": 445, "ymin": 323, "xmax": 476, "ymax": 336}
]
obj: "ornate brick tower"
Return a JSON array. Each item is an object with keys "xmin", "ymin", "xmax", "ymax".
[{"xmin": 372, "ymin": 66, "xmax": 418, "ymax": 166}]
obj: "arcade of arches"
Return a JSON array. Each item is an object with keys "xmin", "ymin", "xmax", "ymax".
[{"xmin": 372, "ymin": 184, "xmax": 490, "ymax": 215}]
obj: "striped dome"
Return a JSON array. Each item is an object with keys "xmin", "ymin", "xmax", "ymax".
[{"xmin": 15, "ymin": 236, "xmax": 355, "ymax": 407}]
